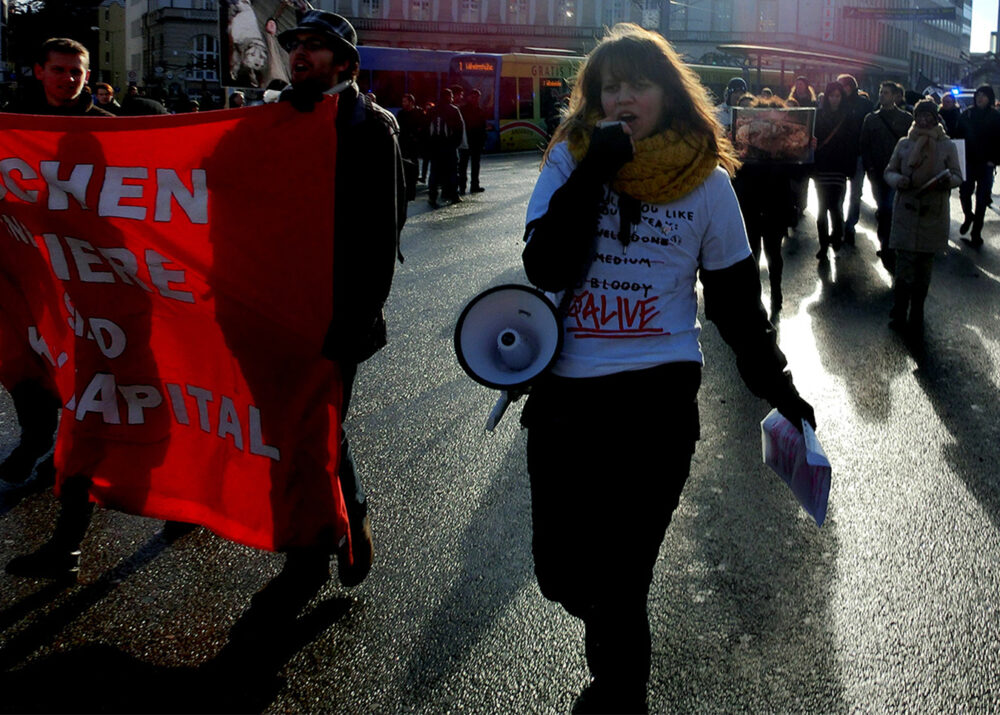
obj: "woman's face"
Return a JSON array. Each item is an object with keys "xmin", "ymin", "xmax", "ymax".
[
  {"xmin": 827, "ymin": 89, "xmax": 842, "ymax": 111},
  {"xmin": 600, "ymin": 68, "xmax": 665, "ymax": 142},
  {"xmin": 914, "ymin": 111, "xmax": 937, "ymax": 129}
]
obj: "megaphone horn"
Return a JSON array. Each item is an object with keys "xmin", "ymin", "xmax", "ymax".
[{"xmin": 454, "ymin": 284, "xmax": 563, "ymax": 391}]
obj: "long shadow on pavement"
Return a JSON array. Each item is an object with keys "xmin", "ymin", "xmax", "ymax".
[{"xmin": 0, "ymin": 534, "xmax": 352, "ymax": 713}]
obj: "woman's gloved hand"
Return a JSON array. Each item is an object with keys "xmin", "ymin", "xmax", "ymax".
[
  {"xmin": 775, "ymin": 393, "xmax": 817, "ymax": 432},
  {"xmin": 578, "ymin": 121, "xmax": 634, "ymax": 183}
]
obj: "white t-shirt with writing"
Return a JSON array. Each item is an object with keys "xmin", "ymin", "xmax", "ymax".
[{"xmin": 525, "ymin": 141, "xmax": 751, "ymax": 378}]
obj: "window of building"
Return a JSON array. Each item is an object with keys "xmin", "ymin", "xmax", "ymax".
[
  {"xmin": 499, "ymin": 76, "xmax": 517, "ymax": 119},
  {"xmin": 555, "ymin": 0, "xmax": 575, "ymax": 25},
  {"xmin": 757, "ymin": 0, "xmax": 776, "ymax": 32},
  {"xmin": 518, "ymin": 76, "xmax": 533, "ymax": 119},
  {"xmin": 508, "ymin": 0, "xmax": 529, "ymax": 24},
  {"xmin": 603, "ymin": 0, "xmax": 628, "ymax": 26},
  {"xmin": 460, "ymin": 0, "xmax": 479, "ymax": 22},
  {"xmin": 361, "ymin": 0, "xmax": 381, "ymax": 17},
  {"xmin": 411, "ymin": 0, "xmax": 430, "ymax": 20},
  {"xmin": 711, "ymin": 0, "xmax": 732, "ymax": 32},
  {"xmin": 188, "ymin": 34, "xmax": 218, "ymax": 80},
  {"xmin": 669, "ymin": 2, "xmax": 687, "ymax": 31}
]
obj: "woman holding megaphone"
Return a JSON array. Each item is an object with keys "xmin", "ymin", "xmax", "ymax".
[{"xmin": 519, "ymin": 23, "xmax": 816, "ymax": 713}]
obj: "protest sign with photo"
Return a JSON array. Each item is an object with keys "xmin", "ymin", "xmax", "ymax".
[{"xmin": 732, "ymin": 106, "xmax": 815, "ymax": 164}]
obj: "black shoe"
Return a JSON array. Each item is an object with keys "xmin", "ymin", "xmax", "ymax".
[
  {"xmin": 471, "ymin": 186, "xmax": 485, "ymax": 193},
  {"xmin": 816, "ymin": 247, "xmax": 828, "ymax": 261},
  {"xmin": 888, "ymin": 316, "xmax": 906, "ymax": 333},
  {"xmin": 428, "ymin": 199, "xmax": 440, "ymax": 209},
  {"xmin": 844, "ymin": 227, "xmax": 856, "ymax": 246},
  {"xmin": 6, "ymin": 544, "xmax": 80, "ymax": 582},
  {"xmin": 960, "ymin": 215, "xmax": 973, "ymax": 235},
  {"xmin": 337, "ymin": 513, "xmax": 373, "ymax": 588},
  {"xmin": 160, "ymin": 520, "xmax": 197, "ymax": 544},
  {"xmin": 572, "ymin": 679, "xmax": 647, "ymax": 714},
  {"xmin": 448, "ymin": 195, "xmax": 463, "ymax": 204},
  {"xmin": 458, "ymin": 188, "xmax": 466, "ymax": 196}
]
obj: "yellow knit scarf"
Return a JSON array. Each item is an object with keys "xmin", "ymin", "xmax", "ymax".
[{"xmin": 568, "ymin": 119, "xmax": 719, "ymax": 203}]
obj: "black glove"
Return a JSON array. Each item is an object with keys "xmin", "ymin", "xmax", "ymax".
[
  {"xmin": 775, "ymin": 394, "xmax": 817, "ymax": 433},
  {"xmin": 285, "ymin": 84, "xmax": 324, "ymax": 113},
  {"xmin": 578, "ymin": 122, "xmax": 633, "ymax": 184}
]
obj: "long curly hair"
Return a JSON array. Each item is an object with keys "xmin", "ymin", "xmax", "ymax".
[{"xmin": 544, "ymin": 23, "xmax": 740, "ymax": 176}]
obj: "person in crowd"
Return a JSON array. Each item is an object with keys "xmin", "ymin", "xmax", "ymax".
[
  {"xmin": 2, "ymin": 37, "xmax": 115, "ymax": 581},
  {"xmin": 716, "ymin": 76, "xmax": 746, "ymax": 129},
  {"xmin": 458, "ymin": 88, "xmax": 487, "ymax": 194},
  {"xmin": 426, "ymin": 87, "xmax": 465, "ymax": 207},
  {"xmin": 1, "ymin": 39, "xmax": 113, "ymax": 485},
  {"xmin": 952, "ymin": 84, "xmax": 1000, "ymax": 248},
  {"xmin": 883, "ymin": 99, "xmax": 962, "ymax": 336},
  {"xmin": 788, "ymin": 76, "xmax": 816, "ymax": 107},
  {"xmin": 786, "ymin": 76, "xmax": 816, "ymax": 224},
  {"xmin": 759, "ymin": 87, "xmax": 773, "ymax": 99},
  {"xmin": 5, "ymin": 38, "xmax": 115, "ymax": 117},
  {"xmin": 733, "ymin": 95, "xmax": 795, "ymax": 319},
  {"xmin": 903, "ymin": 90, "xmax": 922, "ymax": 112},
  {"xmin": 277, "ymin": 10, "xmax": 406, "ymax": 585},
  {"xmin": 229, "ymin": 90, "xmax": 246, "ymax": 108},
  {"xmin": 939, "ymin": 92, "xmax": 961, "ymax": 136},
  {"xmin": 520, "ymin": 23, "xmax": 815, "ymax": 713},
  {"xmin": 398, "ymin": 93, "xmax": 426, "ymax": 201},
  {"xmin": 813, "ymin": 80, "xmax": 858, "ymax": 260},
  {"xmin": 118, "ymin": 83, "xmax": 169, "ymax": 116},
  {"xmin": 420, "ymin": 99, "xmax": 435, "ymax": 182},
  {"xmin": 860, "ymin": 80, "xmax": 912, "ymax": 271},
  {"xmin": 93, "ymin": 82, "xmax": 122, "ymax": 114},
  {"xmin": 837, "ymin": 74, "xmax": 874, "ymax": 246}
]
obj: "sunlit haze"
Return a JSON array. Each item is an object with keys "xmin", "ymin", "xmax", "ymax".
[{"xmin": 972, "ymin": 0, "xmax": 999, "ymax": 52}]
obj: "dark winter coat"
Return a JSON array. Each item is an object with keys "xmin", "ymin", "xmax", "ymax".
[
  {"xmin": 860, "ymin": 105, "xmax": 913, "ymax": 176},
  {"xmin": 953, "ymin": 104, "xmax": 1000, "ymax": 171},
  {"xmin": 814, "ymin": 107, "xmax": 858, "ymax": 176}
]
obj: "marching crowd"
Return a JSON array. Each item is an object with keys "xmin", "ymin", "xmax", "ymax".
[
  {"xmin": 721, "ymin": 73, "xmax": 995, "ymax": 336},
  {"xmin": 0, "ymin": 17, "xmax": 997, "ymax": 715}
]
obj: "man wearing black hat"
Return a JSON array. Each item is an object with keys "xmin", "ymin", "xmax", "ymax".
[
  {"xmin": 717, "ymin": 77, "xmax": 746, "ymax": 129},
  {"xmin": 277, "ymin": 10, "xmax": 406, "ymax": 588}
]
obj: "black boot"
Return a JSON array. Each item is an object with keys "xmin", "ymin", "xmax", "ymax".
[
  {"xmin": 0, "ymin": 381, "xmax": 61, "ymax": 485},
  {"xmin": 889, "ymin": 282, "xmax": 910, "ymax": 332},
  {"xmin": 5, "ymin": 475, "xmax": 93, "ymax": 582}
]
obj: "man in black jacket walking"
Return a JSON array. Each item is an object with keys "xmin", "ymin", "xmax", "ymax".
[
  {"xmin": 860, "ymin": 81, "xmax": 911, "ymax": 270},
  {"xmin": 278, "ymin": 10, "xmax": 406, "ymax": 587},
  {"xmin": 838, "ymin": 74, "xmax": 875, "ymax": 245},
  {"xmin": 954, "ymin": 84, "xmax": 1000, "ymax": 248}
]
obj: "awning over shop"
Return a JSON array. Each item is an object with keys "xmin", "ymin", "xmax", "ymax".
[{"xmin": 716, "ymin": 44, "xmax": 885, "ymax": 73}]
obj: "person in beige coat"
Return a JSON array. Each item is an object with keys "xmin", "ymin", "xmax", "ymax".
[{"xmin": 883, "ymin": 99, "xmax": 963, "ymax": 335}]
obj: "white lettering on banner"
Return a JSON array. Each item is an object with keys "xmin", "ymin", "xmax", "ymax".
[
  {"xmin": 166, "ymin": 383, "xmax": 189, "ymax": 425},
  {"xmin": 1, "ymin": 214, "xmax": 35, "ymax": 245},
  {"xmin": 146, "ymin": 250, "xmax": 195, "ymax": 303},
  {"xmin": 186, "ymin": 385, "xmax": 214, "ymax": 432},
  {"xmin": 97, "ymin": 247, "xmax": 152, "ymax": 291},
  {"xmin": 76, "ymin": 372, "xmax": 121, "ymax": 424},
  {"xmin": 27, "ymin": 326, "xmax": 56, "ymax": 366},
  {"xmin": 66, "ymin": 237, "xmax": 115, "ymax": 283},
  {"xmin": 217, "ymin": 396, "xmax": 244, "ymax": 450},
  {"xmin": 0, "ymin": 159, "xmax": 209, "ymax": 225},
  {"xmin": 99, "ymin": 166, "xmax": 147, "ymax": 220},
  {"xmin": 36, "ymin": 233, "xmax": 192, "ymax": 303},
  {"xmin": 40, "ymin": 161, "xmax": 93, "ymax": 210},
  {"xmin": 155, "ymin": 169, "xmax": 208, "ymax": 224},
  {"xmin": 88, "ymin": 318, "xmax": 127, "ymax": 359},
  {"xmin": 118, "ymin": 384, "xmax": 163, "ymax": 424},
  {"xmin": 69, "ymin": 374, "xmax": 282, "ymax": 460},
  {"xmin": 0, "ymin": 158, "xmax": 40, "ymax": 202}
]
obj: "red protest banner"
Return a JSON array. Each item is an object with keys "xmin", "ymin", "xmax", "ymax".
[{"xmin": 0, "ymin": 99, "xmax": 348, "ymax": 553}]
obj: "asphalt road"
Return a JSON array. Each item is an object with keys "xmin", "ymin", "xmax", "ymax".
[{"xmin": 1, "ymin": 153, "xmax": 999, "ymax": 713}]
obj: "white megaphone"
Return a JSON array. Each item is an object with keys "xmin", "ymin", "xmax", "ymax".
[{"xmin": 454, "ymin": 284, "xmax": 563, "ymax": 431}]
